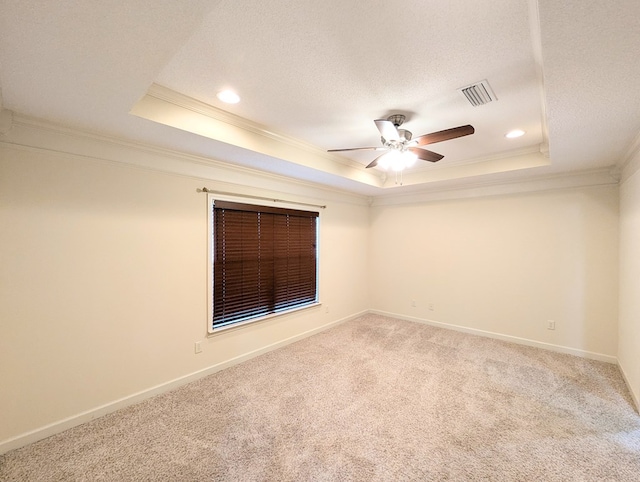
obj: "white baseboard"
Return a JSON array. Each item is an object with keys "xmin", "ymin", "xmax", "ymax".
[
  {"xmin": 2, "ymin": 309, "xmax": 625, "ymax": 454},
  {"xmin": 618, "ymin": 361, "xmax": 640, "ymax": 414},
  {"xmin": 0, "ymin": 311, "xmax": 365, "ymax": 455},
  {"xmin": 369, "ymin": 310, "xmax": 618, "ymax": 364}
]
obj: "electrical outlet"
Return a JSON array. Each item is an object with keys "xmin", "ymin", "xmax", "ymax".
[
  {"xmin": 428, "ymin": 303, "xmax": 434, "ymax": 311},
  {"xmin": 547, "ymin": 320, "xmax": 556, "ymax": 330},
  {"xmin": 411, "ymin": 300, "xmax": 416, "ymax": 307},
  {"xmin": 194, "ymin": 341, "xmax": 202, "ymax": 354},
  {"xmin": 325, "ymin": 305, "xmax": 330, "ymax": 314}
]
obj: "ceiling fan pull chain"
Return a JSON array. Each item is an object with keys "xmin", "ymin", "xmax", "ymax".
[{"xmin": 395, "ymin": 169, "xmax": 403, "ymax": 186}]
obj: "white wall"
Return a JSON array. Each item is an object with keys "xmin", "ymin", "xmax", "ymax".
[
  {"xmin": 0, "ymin": 128, "xmax": 370, "ymax": 450},
  {"xmin": 619, "ymin": 157, "xmax": 640, "ymax": 409},
  {"xmin": 0, "ymin": 118, "xmax": 632, "ymax": 451},
  {"xmin": 369, "ymin": 186, "xmax": 619, "ymax": 360}
]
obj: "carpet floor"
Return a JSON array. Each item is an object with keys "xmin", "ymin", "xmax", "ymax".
[{"xmin": 1, "ymin": 314, "xmax": 639, "ymax": 481}]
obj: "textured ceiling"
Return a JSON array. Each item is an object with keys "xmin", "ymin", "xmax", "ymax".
[
  {"xmin": 1, "ymin": 0, "xmax": 639, "ymax": 196},
  {"xmin": 538, "ymin": 0, "xmax": 640, "ymax": 168}
]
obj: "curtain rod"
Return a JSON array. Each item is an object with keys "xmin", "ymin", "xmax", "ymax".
[{"xmin": 198, "ymin": 187, "xmax": 326, "ymax": 209}]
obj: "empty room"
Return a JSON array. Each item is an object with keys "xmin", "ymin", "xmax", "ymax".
[{"xmin": 1, "ymin": 0, "xmax": 639, "ymax": 480}]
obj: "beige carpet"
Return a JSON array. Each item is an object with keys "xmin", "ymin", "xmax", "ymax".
[{"xmin": 2, "ymin": 314, "xmax": 639, "ymax": 481}]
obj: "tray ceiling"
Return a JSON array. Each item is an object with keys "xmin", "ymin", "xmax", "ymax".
[{"xmin": 1, "ymin": 0, "xmax": 639, "ymax": 196}]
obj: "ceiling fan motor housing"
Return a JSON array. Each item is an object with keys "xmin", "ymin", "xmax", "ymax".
[
  {"xmin": 387, "ymin": 114, "xmax": 406, "ymax": 127},
  {"xmin": 381, "ymin": 129, "xmax": 412, "ymax": 145}
]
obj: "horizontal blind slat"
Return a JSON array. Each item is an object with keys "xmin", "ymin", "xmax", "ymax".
[{"xmin": 212, "ymin": 205, "xmax": 317, "ymax": 328}]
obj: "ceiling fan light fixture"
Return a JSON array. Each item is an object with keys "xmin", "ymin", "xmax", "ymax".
[
  {"xmin": 403, "ymin": 150, "xmax": 417, "ymax": 168},
  {"xmin": 378, "ymin": 150, "xmax": 417, "ymax": 171}
]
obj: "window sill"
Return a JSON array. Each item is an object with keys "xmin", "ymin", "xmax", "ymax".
[{"xmin": 207, "ymin": 302, "xmax": 322, "ymax": 336}]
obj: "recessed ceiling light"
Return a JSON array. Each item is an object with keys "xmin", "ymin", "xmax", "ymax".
[
  {"xmin": 505, "ymin": 129, "xmax": 525, "ymax": 138},
  {"xmin": 217, "ymin": 90, "xmax": 240, "ymax": 104}
]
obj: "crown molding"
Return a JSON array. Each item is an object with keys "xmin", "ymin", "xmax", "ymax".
[
  {"xmin": 0, "ymin": 108, "xmax": 13, "ymax": 135},
  {"xmin": 3, "ymin": 111, "xmax": 622, "ymax": 206},
  {"xmin": 2, "ymin": 113, "xmax": 371, "ymax": 206},
  {"xmin": 393, "ymin": 147, "xmax": 550, "ymax": 188},
  {"xmin": 619, "ymin": 129, "xmax": 640, "ymax": 183},
  {"xmin": 134, "ymin": 84, "xmax": 383, "ymax": 189},
  {"xmin": 409, "ymin": 145, "xmax": 544, "ymax": 173},
  {"xmin": 370, "ymin": 167, "xmax": 619, "ymax": 206},
  {"xmin": 136, "ymin": 85, "xmax": 556, "ymax": 193},
  {"xmin": 146, "ymin": 84, "xmax": 359, "ymax": 168},
  {"xmin": 527, "ymin": 0, "xmax": 550, "ymax": 151}
]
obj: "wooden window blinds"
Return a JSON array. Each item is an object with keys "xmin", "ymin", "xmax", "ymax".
[{"xmin": 212, "ymin": 200, "xmax": 318, "ymax": 329}]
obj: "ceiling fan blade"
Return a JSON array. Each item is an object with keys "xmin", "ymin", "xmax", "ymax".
[
  {"xmin": 365, "ymin": 152, "xmax": 388, "ymax": 169},
  {"xmin": 328, "ymin": 146, "xmax": 383, "ymax": 152},
  {"xmin": 415, "ymin": 125, "xmax": 475, "ymax": 146},
  {"xmin": 374, "ymin": 119, "xmax": 400, "ymax": 142},
  {"xmin": 409, "ymin": 147, "xmax": 444, "ymax": 163}
]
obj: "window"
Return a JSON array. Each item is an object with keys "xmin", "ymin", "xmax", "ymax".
[{"xmin": 208, "ymin": 197, "xmax": 319, "ymax": 332}]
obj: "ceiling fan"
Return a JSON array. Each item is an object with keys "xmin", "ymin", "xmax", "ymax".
[{"xmin": 328, "ymin": 114, "xmax": 475, "ymax": 170}]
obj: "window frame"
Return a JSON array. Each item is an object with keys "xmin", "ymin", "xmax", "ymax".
[{"xmin": 206, "ymin": 193, "xmax": 321, "ymax": 333}]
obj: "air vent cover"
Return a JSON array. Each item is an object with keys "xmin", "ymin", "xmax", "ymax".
[{"xmin": 459, "ymin": 79, "xmax": 497, "ymax": 107}]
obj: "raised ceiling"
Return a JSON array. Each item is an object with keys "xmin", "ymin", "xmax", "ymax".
[{"xmin": 1, "ymin": 0, "xmax": 639, "ymax": 196}]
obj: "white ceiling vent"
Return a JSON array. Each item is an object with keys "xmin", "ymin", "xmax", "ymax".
[{"xmin": 458, "ymin": 80, "xmax": 497, "ymax": 107}]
